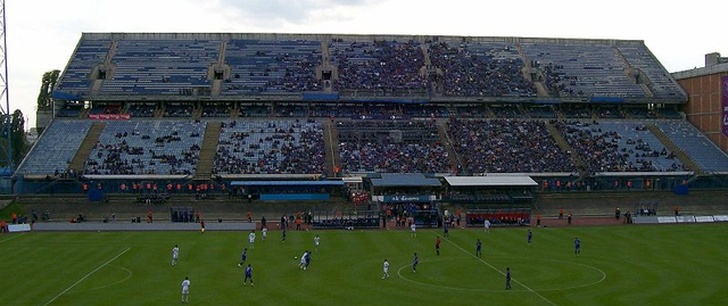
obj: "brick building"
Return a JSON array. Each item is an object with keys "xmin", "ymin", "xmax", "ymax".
[{"xmin": 672, "ymin": 52, "xmax": 728, "ymax": 153}]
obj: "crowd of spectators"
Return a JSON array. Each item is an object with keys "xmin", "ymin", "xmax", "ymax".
[
  {"xmin": 56, "ymin": 103, "xmax": 84, "ymax": 118},
  {"xmin": 527, "ymin": 105, "xmax": 557, "ymax": 118},
  {"xmin": 454, "ymin": 105, "xmax": 489, "ymax": 118},
  {"xmin": 275, "ymin": 104, "xmax": 308, "ymax": 117},
  {"xmin": 201, "ymin": 104, "xmax": 232, "ymax": 118},
  {"xmin": 337, "ymin": 120, "xmax": 451, "ymax": 173},
  {"xmin": 593, "ymin": 106, "xmax": 625, "ymax": 119},
  {"xmin": 428, "ymin": 42, "xmax": 536, "ymax": 97},
  {"xmin": 213, "ymin": 120, "xmax": 326, "ymax": 175},
  {"xmin": 330, "ymin": 39, "xmax": 429, "ymax": 94},
  {"xmin": 448, "ymin": 118, "xmax": 576, "ymax": 173},
  {"xmin": 490, "ymin": 104, "xmax": 523, "ymax": 118},
  {"xmin": 541, "ymin": 63, "xmax": 580, "ymax": 96},
  {"xmin": 164, "ymin": 105, "xmax": 194, "ymax": 118},
  {"xmin": 382, "ymin": 202, "xmax": 439, "ymax": 228},
  {"xmin": 239, "ymin": 104, "xmax": 272, "ymax": 117},
  {"xmin": 84, "ymin": 121, "xmax": 204, "ymax": 175},
  {"xmin": 623, "ymin": 107, "xmax": 658, "ymax": 119},
  {"xmin": 127, "ymin": 104, "xmax": 156, "ymax": 117},
  {"xmin": 222, "ymin": 39, "xmax": 322, "ymax": 94},
  {"xmin": 553, "ymin": 120, "xmax": 685, "ymax": 173}
]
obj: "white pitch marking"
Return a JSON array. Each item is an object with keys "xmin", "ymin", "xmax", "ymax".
[
  {"xmin": 439, "ymin": 233, "xmax": 559, "ymax": 306},
  {"xmin": 43, "ymin": 247, "xmax": 131, "ymax": 306},
  {"xmin": 0, "ymin": 233, "xmax": 24, "ymax": 243}
]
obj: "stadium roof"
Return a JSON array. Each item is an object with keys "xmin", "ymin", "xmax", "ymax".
[
  {"xmin": 370, "ymin": 174, "xmax": 442, "ymax": 187},
  {"xmin": 444, "ymin": 176, "xmax": 538, "ymax": 187}
]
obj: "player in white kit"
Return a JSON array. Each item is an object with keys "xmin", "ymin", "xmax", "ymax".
[
  {"xmin": 171, "ymin": 245, "xmax": 179, "ymax": 266},
  {"xmin": 181, "ymin": 276, "xmax": 190, "ymax": 303},
  {"xmin": 248, "ymin": 231, "xmax": 256, "ymax": 249}
]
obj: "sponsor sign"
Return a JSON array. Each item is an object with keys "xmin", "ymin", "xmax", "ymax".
[
  {"xmin": 8, "ymin": 223, "xmax": 31, "ymax": 232},
  {"xmin": 382, "ymin": 195, "xmax": 433, "ymax": 203},
  {"xmin": 657, "ymin": 216, "xmax": 676, "ymax": 223},
  {"xmin": 723, "ymin": 76, "xmax": 728, "ymax": 137},
  {"xmin": 675, "ymin": 216, "xmax": 696, "ymax": 223},
  {"xmin": 89, "ymin": 114, "xmax": 131, "ymax": 120},
  {"xmin": 694, "ymin": 216, "xmax": 715, "ymax": 223},
  {"xmin": 713, "ymin": 215, "xmax": 728, "ymax": 222}
]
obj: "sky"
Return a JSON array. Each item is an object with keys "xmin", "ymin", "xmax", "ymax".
[{"xmin": 5, "ymin": 0, "xmax": 726, "ymax": 130}]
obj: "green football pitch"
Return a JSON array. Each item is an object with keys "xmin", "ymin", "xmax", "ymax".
[{"xmin": 1, "ymin": 224, "xmax": 726, "ymax": 305}]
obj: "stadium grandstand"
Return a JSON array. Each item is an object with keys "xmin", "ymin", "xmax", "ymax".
[{"xmin": 11, "ymin": 32, "xmax": 728, "ymax": 225}]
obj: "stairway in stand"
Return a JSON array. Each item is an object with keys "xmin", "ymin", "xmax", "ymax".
[
  {"xmin": 194, "ymin": 122, "xmax": 222, "ymax": 181},
  {"xmin": 436, "ymin": 119, "xmax": 463, "ymax": 173},
  {"xmin": 68, "ymin": 122, "xmax": 107, "ymax": 173},
  {"xmin": 647, "ymin": 123, "xmax": 704, "ymax": 175},
  {"xmin": 544, "ymin": 121, "xmax": 585, "ymax": 172},
  {"xmin": 322, "ymin": 119, "xmax": 340, "ymax": 177}
]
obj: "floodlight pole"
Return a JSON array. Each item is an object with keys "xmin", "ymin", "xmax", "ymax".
[{"xmin": 0, "ymin": 0, "xmax": 12, "ymax": 169}]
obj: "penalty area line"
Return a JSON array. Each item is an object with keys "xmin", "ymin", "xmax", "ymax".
[
  {"xmin": 43, "ymin": 247, "xmax": 131, "ymax": 306},
  {"xmin": 0, "ymin": 233, "xmax": 25, "ymax": 243},
  {"xmin": 437, "ymin": 233, "xmax": 559, "ymax": 306}
]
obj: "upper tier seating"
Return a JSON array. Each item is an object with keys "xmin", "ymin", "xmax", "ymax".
[
  {"xmin": 616, "ymin": 44, "xmax": 685, "ymax": 99},
  {"xmin": 56, "ymin": 39, "xmax": 111, "ymax": 96},
  {"xmin": 521, "ymin": 42, "xmax": 645, "ymax": 98},
  {"xmin": 100, "ymin": 40, "xmax": 218, "ymax": 95},
  {"xmin": 223, "ymin": 39, "xmax": 322, "ymax": 95},
  {"xmin": 330, "ymin": 39, "xmax": 428, "ymax": 94},
  {"xmin": 55, "ymin": 35, "xmax": 687, "ymax": 101},
  {"xmin": 428, "ymin": 41, "xmax": 535, "ymax": 97}
]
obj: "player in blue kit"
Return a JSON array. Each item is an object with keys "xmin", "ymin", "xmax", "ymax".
[
  {"xmin": 304, "ymin": 250, "xmax": 311, "ymax": 270},
  {"xmin": 238, "ymin": 248, "xmax": 247, "ymax": 267},
  {"xmin": 527, "ymin": 229, "xmax": 533, "ymax": 246},
  {"xmin": 412, "ymin": 252, "xmax": 419, "ymax": 273},
  {"xmin": 476, "ymin": 239, "xmax": 482, "ymax": 257},
  {"xmin": 243, "ymin": 264, "xmax": 254, "ymax": 286},
  {"xmin": 574, "ymin": 237, "xmax": 581, "ymax": 256}
]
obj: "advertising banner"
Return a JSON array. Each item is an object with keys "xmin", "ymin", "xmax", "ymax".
[
  {"xmin": 8, "ymin": 224, "xmax": 31, "ymax": 232},
  {"xmin": 722, "ymin": 75, "xmax": 728, "ymax": 137},
  {"xmin": 381, "ymin": 195, "xmax": 433, "ymax": 203},
  {"xmin": 89, "ymin": 114, "xmax": 131, "ymax": 120}
]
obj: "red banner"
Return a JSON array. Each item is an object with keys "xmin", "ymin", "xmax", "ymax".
[{"xmin": 89, "ymin": 114, "xmax": 131, "ymax": 120}]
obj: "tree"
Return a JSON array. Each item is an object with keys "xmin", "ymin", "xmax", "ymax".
[
  {"xmin": 37, "ymin": 70, "xmax": 60, "ymax": 111},
  {"xmin": 10, "ymin": 109, "xmax": 26, "ymax": 165},
  {"xmin": 0, "ymin": 109, "xmax": 27, "ymax": 167}
]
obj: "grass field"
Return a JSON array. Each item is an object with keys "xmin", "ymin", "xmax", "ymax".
[{"xmin": 1, "ymin": 224, "xmax": 727, "ymax": 306}]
